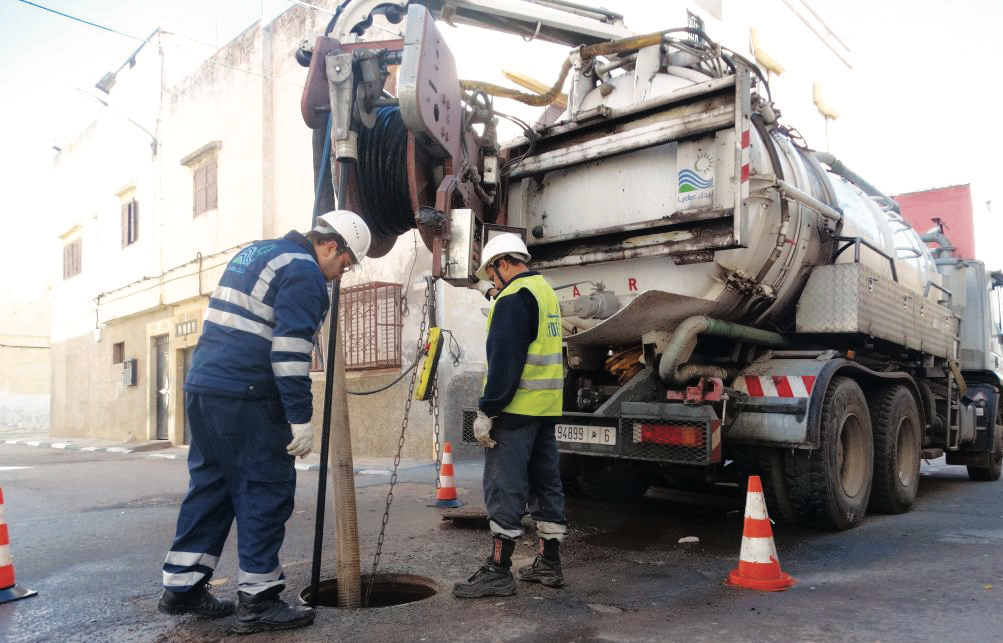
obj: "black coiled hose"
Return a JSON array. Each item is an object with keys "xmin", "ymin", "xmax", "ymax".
[{"xmin": 356, "ymin": 107, "xmax": 415, "ymax": 237}]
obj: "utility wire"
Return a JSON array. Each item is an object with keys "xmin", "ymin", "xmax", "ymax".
[
  {"xmin": 17, "ymin": 0, "xmax": 304, "ymax": 88},
  {"xmin": 16, "ymin": 0, "xmax": 144, "ymax": 42}
]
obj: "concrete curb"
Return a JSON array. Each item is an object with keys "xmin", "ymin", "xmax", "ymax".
[{"xmin": 3, "ymin": 438, "xmax": 171, "ymax": 456}]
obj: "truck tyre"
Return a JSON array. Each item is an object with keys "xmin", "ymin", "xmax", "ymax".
[
  {"xmin": 786, "ymin": 376, "xmax": 873, "ymax": 529},
  {"xmin": 868, "ymin": 385, "xmax": 922, "ymax": 513},
  {"xmin": 733, "ymin": 447, "xmax": 797, "ymax": 525},
  {"xmin": 967, "ymin": 421, "xmax": 1003, "ymax": 482}
]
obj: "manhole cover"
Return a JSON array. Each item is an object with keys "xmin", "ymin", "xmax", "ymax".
[{"xmin": 300, "ymin": 574, "xmax": 438, "ymax": 608}]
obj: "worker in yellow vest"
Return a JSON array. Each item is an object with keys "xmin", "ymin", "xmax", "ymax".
[{"xmin": 453, "ymin": 233, "xmax": 568, "ymax": 598}]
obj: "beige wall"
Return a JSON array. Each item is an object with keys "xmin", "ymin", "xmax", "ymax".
[
  {"xmin": 51, "ymin": 308, "xmax": 164, "ymax": 440},
  {"xmin": 0, "ymin": 345, "xmax": 50, "ymax": 431},
  {"xmin": 0, "ymin": 297, "xmax": 51, "ymax": 431}
]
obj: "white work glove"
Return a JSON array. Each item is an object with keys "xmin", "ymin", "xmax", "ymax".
[
  {"xmin": 473, "ymin": 411, "xmax": 496, "ymax": 448},
  {"xmin": 474, "ymin": 280, "xmax": 497, "ymax": 300},
  {"xmin": 287, "ymin": 422, "xmax": 314, "ymax": 458}
]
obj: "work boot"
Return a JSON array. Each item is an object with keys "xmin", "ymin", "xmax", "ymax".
[
  {"xmin": 232, "ymin": 588, "xmax": 316, "ymax": 634},
  {"xmin": 157, "ymin": 581, "xmax": 235, "ymax": 618},
  {"xmin": 452, "ymin": 561, "xmax": 517, "ymax": 598},
  {"xmin": 516, "ymin": 555, "xmax": 564, "ymax": 587}
]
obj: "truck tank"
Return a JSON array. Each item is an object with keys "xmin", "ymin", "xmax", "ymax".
[{"xmin": 504, "ymin": 66, "xmax": 942, "ymax": 347}]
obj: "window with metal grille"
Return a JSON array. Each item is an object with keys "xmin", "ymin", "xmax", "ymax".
[
  {"xmin": 341, "ymin": 282, "xmax": 403, "ymax": 371},
  {"xmin": 121, "ymin": 199, "xmax": 139, "ymax": 247},
  {"xmin": 63, "ymin": 238, "xmax": 82, "ymax": 280}
]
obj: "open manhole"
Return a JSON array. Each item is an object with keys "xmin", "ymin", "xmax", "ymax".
[{"xmin": 300, "ymin": 574, "xmax": 439, "ymax": 608}]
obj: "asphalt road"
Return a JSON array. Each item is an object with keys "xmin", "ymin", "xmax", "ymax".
[{"xmin": 0, "ymin": 444, "xmax": 1000, "ymax": 643}]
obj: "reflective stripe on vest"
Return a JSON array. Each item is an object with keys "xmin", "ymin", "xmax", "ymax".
[{"xmin": 485, "ymin": 274, "xmax": 564, "ymax": 416}]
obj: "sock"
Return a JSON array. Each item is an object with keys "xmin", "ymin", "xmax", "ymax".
[
  {"xmin": 491, "ymin": 536, "xmax": 516, "ymax": 568},
  {"xmin": 539, "ymin": 537, "xmax": 561, "ymax": 563}
]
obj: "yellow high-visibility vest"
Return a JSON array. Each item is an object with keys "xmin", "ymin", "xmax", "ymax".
[{"xmin": 484, "ymin": 274, "xmax": 563, "ymax": 416}]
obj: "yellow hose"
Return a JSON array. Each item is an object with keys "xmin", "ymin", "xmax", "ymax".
[{"xmin": 458, "ymin": 30, "xmax": 667, "ymax": 106}]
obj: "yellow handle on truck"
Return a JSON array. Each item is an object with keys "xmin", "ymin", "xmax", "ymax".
[{"xmin": 414, "ymin": 327, "xmax": 443, "ymax": 401}]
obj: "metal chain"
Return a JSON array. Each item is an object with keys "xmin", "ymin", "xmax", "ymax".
[
  {"xmin": 364, "ymin": 280, "xmax": 429, "ymax": 608},
  {"xmin": 431, "ymin": 380, "xmax": 441, "ymax": 488}
]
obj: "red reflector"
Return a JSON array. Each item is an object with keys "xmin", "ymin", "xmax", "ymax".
[{"xmin": 639, "ymin": 423, "xmax": 703, "ymax": 446}]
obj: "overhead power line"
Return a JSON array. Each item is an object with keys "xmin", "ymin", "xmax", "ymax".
[
  {"xmin": 17, "ymin": 0, "xmax": 305, "ymax": 88},
  {"xmin": 16, "ymin": 0, "xmax": 144, "ymax": 42}
]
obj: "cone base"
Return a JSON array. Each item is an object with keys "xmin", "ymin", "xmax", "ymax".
[
  {"xmin": 434, "ymin": 498, "xmax": 463, "ymax": 508},
  {"xmin": 0, "ymin": 585, "xmax": 37, "ymax": 604},
  {"xmin": 725, "ymin": 568, "xmax": 796, "ymax": 591}
]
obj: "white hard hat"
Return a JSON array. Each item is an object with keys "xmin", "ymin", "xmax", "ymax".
[
  {"xmin": 314, "ymin": 210, "xmax": 371, "ymax": 262},
  {"xmin": 475, "ymin": 233, "xmax": 531, "ymax": 280}
]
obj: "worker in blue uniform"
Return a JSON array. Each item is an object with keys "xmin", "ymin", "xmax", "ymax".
[
  {"xmin": 454, "ymin": 233, "xmax": 568, "ymax": 599},
  {"xmin": 158, "ymin": 211, "xmax": 371, "ymax": 634}
]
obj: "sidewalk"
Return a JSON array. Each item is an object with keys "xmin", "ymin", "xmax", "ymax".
[{"xmin": 0, "ymin": 428, "xmax": 446, "ymax": 475}]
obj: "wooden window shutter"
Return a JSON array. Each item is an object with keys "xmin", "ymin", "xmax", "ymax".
[
  {"xmin": 121, "ymin": 202, "xmax": 130, "ymax": 247},
  {"xmin": 131, "ymin": 200, "xmax": 138, "ymax": 243},
  {"xmin": 64, "ymin": 238, "xmax": 82, "ymax": 279},
  {"xmin": 206, "ymin": 158, "xmax": 218, "ymax": 211},
  {"xmin": 121, "ymin": 200, "xmax": 139, "ymax": 246},
  {"xmin": 194, "ymin": 164, "xmax": 206, "ymax": 215}
]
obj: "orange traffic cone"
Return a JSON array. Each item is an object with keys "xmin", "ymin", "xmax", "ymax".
[
  {"xmin": 435, "ymin": 442, "xmax": 463, "ymax": 508},
  {"xmin": 725, "ymin": 475, "xmax": 796, "ymax": 591},
  {"xmin": 0, "ymin": 486, "xmax": 37, "ymax": 603}
]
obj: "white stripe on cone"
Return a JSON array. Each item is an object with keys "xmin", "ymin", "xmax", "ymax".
[
  {"xmin": 438, "ymin": 475, "xmax": 454, "ymax": 487},
  {"xmin": 738, "ymin": 535, "xmax": 780, "ymax": 564},
  {"xmin": 744, "ymin": 487, "xmax": 769, "ymax": 521},
  {"xmin": 0, "ymin": 545, "xmax": 11, "ymax": 567}
]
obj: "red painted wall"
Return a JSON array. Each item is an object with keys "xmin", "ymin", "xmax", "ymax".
[{"xmin": 893, "ymin": 184, "xmax": 975, "ymax": 259}]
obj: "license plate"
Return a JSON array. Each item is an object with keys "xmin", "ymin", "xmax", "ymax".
[{"xmin": 555, "ymin": 424, "xmax": 617, "ymax": 446}]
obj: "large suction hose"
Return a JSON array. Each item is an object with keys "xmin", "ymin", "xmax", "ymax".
[
  {"xmin": 657, "ymin": 315, "xmax": 791, "ymax": 386},
  {"xmin": 330, "ymin": 307, "xmax": 361, "ymax": 608},
  {"xmin": 813, "ymin": 151, "xmax": 900, "ymax": 214}
]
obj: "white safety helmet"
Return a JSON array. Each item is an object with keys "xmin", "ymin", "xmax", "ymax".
[
  {"xmin": 313, "ymin": 210, "xmax": 372, "ymax": 262},
  {"xmin": 475, "ymin": 233, "xmax": 531, "ymax": 280}
]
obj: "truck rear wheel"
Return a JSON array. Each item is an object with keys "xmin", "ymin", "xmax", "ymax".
[
  {"xmin": 734, "ymin": 447, "xmax": 797, "ymax": 525},
  {"xmin": 868, "ymin": 385, "xmax": 922, "ymax": 513},
  {"xmin": 786, "ymin": 376, "xmax": 873, "ymax": 529},
  {"xmin": 967, "ymin": 421, "xmax": 1003, "ymax": 482}
]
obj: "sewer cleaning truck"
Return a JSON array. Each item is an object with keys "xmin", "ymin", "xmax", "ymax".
[{"xmin": 301, "ymin": 0, "xmax": 1003, "ymax": 529}]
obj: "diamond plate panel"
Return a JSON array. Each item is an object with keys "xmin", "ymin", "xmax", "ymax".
[{"xmin": 796, "ymin": 264, "xmax": 958, "ymax": 359}]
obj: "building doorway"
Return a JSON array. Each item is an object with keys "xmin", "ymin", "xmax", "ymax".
[{"xmin": 155, "ymin": 334, "xmax": 170, "ymax": 440}]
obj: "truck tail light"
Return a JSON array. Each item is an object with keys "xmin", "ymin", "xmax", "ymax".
[{"xmin": 637, "ymin": 422, "xmax": 704, "ymax": 447}]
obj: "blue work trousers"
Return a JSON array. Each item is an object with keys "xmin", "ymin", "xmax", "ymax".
[
  {"xmin": 483, "ymin": 413, "xmax": 567, "ymax": 538},
  {"xmin": 162, "ymin": 393, "xmax": 296, "ymax": 595}
]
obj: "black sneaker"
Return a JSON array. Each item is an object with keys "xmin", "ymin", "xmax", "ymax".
[
  {"xmin": 516, "ymin": 556, "xmax": 564, "ymax": 587},
  {"xmin": 453, "ymin": 562, "xmax": 517, "ymax": 599},
  {"xmin": 157, "ymin": 581, "xmax": 235, "ymax": 618},
  {"xmin": 232, "ymin": 590, "xmax": 316, "ymax": 635}
]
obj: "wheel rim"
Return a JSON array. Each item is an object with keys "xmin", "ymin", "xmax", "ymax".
[
  {"xmin": 837, "ymin": 412, "xmax": 868, "ymax": 497},
  {"xmin": 896, "ymin": 415, "xmax": 919, "ymax": 486}
]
